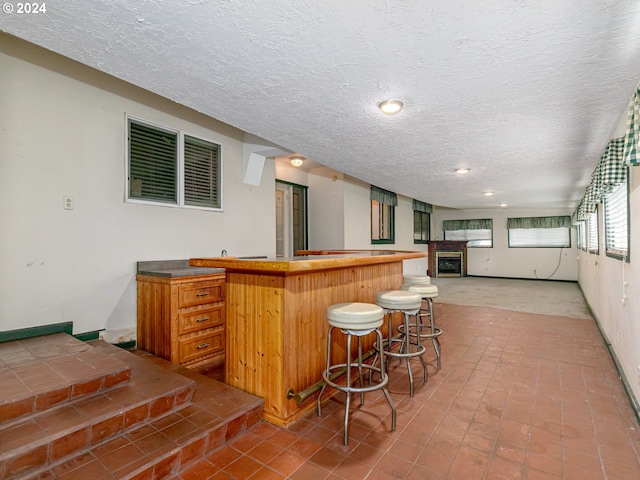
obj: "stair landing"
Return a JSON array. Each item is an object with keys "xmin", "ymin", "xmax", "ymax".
[
  {"xmin": 0, "ymin": 333, "xmax": 131, "ymax": 425},
  {"xmin": 0, "ymin": 334, "xmax": 264, "ymax": 480}
]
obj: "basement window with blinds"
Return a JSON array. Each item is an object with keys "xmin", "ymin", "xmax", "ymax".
[
  {"xmin": 577, "ymin": 222, "xmax": 586, "ymax": 251},
  {"xmin": 127, "ymin": 117, "xmax": 222, "ymax": 210},
  {"xmin": 604, "ymin": 181, "xmax": 629, "ymax": 259},
  {"xmin": 443, "ymin": 219, "xmax": 493, "ymax": 247},
  {"xmin": 507, "ymin": 216, "xmax": 571, "ymax": 248},
  {"xmin": 587, "ymin": 211, "xmax": 599, "ymax": 254}
]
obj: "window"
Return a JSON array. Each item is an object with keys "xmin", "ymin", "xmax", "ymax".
[
  {"xmin": 127, "ymin": 117, "xmax": 221, "ymax": 210},
  {"xmin": 371, "ymin": 186, "xmax": 396, "ymax": 244},
  {"xmin": 577, "ymin": 222, "xmax": 586, "ymax": 251},
  {"xmin": 443, "ymin": 219, "xmax": 493, "ymax": 247},
  {"xmin": 605, "ymin": 181, "xmax": 629, "ymax": 259},
  {"xmin": 507, "ymin": 216, "xmax": 571, "ymax": 248},
  {"xmin": 587, "ymin": 211, "xmax": 599, "ymax": 254},
  {"xmin": 413, "ymin": 200, "xmax": 431, "ymax": 244}
]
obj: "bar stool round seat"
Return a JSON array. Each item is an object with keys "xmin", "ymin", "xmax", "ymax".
[
  {"xmin": 327, "ymin": 302, "xmax": 386, "ymax": 330},
  {"xmin": 400, "ymin": 283, "xmax": 443, "ymax": 369},
  {"xmin": 317, "ymin": 302, "xmax": 396, "ymax": 445},
  {"xmin": 375, "ymin": 290, "xmax": 426, "ymax": 397},
  {"xmin": 375, "ymin": 290, "xmax": 423, "ymax": 310},
  {"xmin": 403, "ymin": 274, "xmax": 431, "ymax": 285}
]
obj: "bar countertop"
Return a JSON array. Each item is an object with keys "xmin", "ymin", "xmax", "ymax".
[{"xmin": 189, "ymin": 249, "xmax": 426, "ymax": 275}]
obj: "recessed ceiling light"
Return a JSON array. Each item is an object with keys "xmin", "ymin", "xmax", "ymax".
[
  {"xmin": 455, "ymin": 168, "xmax": 470, "ymax": 175},
  {"xmin": 290, "ymin": 156, "xmax": 304, "ymax": 167},
  {"xmin": 378, "ymin": 99, "xmax": 404, "ymax": 115},
  {"xmin": 483, "ymin": 191, "xmax": 494, "ymax": 196},
  {"xmin": 499, "ymin": 203, "xmax": 508, "ymax": 207}
]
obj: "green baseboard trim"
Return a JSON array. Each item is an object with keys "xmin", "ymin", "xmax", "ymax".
[
  {"xmin": 579, "ymin": 284, "xmax": 640, "ymax": 425},
  {"xmin": 73, "ymin": 330, "xmax": 102, "ymax": 342},
  {"xmin": 114, "ymin": 340, "xmax": 136, "ymax": 350},
  {"xmin": 0, "ymin": 322, "xmax": 73, "ymax": 343}
]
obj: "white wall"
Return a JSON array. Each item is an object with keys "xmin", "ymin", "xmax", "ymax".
[
  {"xmin": 578, "ymin": 166, "xmax": 640, "ymax": 406},
  {"xmin": 0, "ymin": 36, "xmax": 275, "ymax": 339},
  {"xmin": 433, "ymin": 208, "xmax": 578, "ymax": 281},
  {"xmin": 341, "ymin": 177, "xmax": 429, "ymax": 275}
]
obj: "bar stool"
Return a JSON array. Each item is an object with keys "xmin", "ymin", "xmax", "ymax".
[
  {"xmin": 375, "ymin": 290, "xmax": 425, "ymax": 397},
  {"xmin": 400, "ymin": 283, "xmax": 442, "ymax": 369},
  {"xmin": 403, "ymin": 274, "xmax": 431, "ymax": 285},
  {"xmin": 317, "ymin": 302, "xmax": 396, "ymax": 445}
]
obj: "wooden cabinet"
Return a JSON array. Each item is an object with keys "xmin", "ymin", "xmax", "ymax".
[{"xmin": 136, "ymin": 273, "xmax": 225, "ymax": 369}]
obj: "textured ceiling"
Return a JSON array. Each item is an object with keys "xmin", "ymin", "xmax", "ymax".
[{"xmin": 2, "ymin": 0, "xmax": 640, "ymax": 209}]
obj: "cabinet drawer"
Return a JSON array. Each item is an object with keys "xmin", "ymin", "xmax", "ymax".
[
  {"xmin": 179, "ymin": 305, "xmax": 224, "ymax": 335},
  {"xmin": 179, "ymin": 329, "xmax": 224, "ymax": 364},
  {"xmin": 178, "ymin": 280, "xmax": 224, "ymax": 308}
]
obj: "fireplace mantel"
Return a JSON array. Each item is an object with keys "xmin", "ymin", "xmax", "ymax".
[{"xmin": 428, "ymin": 241, "xmax": 468, "ymax": 277}]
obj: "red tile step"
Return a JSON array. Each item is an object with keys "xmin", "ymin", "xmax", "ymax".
[
  {"xmin": 7, "ymin": 341, "xmax": 264, "ymax": 480},
  {"xmin": 0, "ymin": 340, "xmax": 196, "ymax": 480},
  {"xmin": 0, "ymin": 334, "xmax": 132, "ymax": 426}
]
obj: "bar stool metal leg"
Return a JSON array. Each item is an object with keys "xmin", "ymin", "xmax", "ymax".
[{"xmin": 317, "ymin": 302, "xmax": 396, "ymax": 445}]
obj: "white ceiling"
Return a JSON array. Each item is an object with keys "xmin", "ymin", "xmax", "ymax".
[{"xmin": 2, "ymin": 0, "xmax": 640, "ymax": 209}]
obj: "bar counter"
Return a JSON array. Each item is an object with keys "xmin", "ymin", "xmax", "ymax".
[{"xmin": 189, "ymin": 249, "xmax": 426, "ymax": 427}]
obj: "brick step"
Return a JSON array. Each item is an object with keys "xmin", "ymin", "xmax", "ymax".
[
  {"xmin": 0, "ymin": 334, "xmax": 132, "ymax": 427},
  {"xmin": 0, "ymin": 342, "xmax": 196, "ymax": 480},
  {"xmin": 19, "ymin": 343, "xmax": 264, "ymax": 480}
]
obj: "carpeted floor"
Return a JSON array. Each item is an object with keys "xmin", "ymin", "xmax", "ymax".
[{"xmin": 430, "ymin": 276, "xmax": 593, "ymax": 320}]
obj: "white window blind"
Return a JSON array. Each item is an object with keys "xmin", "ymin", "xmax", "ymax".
[
  {"xmin": 577, "ymin": 222, "xmax": 586, "ymax": 251},
  {"xmin": 605, "ymin": 182, "xmax": 628, "ymax": 257},
  {"xmin": 587, "ymin": 211, "xmax": 598, "ymax": 253},
  {"xmin": 444, "ymin": 229, "xmax": 492, "ymax": 247},
  {"xmin": 127, "ymin": 117, "xmax": 222, "ymax": 210},
  {"xmin": 508, "ymin": 227, "xmax": 570, "ymax": 247}
]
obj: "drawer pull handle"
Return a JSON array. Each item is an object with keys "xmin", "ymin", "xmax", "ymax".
[
  {"xmin": 196, "ymin": 292, "xmax": 210, "ymax": 297},
  {"xmin": 196, "ymin": 317, "xmax": 209, "ymax": 323},
  {"xmin": 196, "ymin": 343, "xmax": 210, "ymax": 349}
]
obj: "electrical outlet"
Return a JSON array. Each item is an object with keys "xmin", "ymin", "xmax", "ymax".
[{"xmin": 63, "ymin": 196, "xmax": 74, "ymax": 210}]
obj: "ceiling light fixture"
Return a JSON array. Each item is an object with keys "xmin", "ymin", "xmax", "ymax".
[
  {"xmin": 378, "ymin": 99, "xmax": 404, "ymax": 115},
  {"xmin": 483, "ymin": 191, "xmax": 494, "ymax": 196},
  {"xmin": 290, "ymin": 156, "xmax": 304, "ymax": 167},
  {"xmin": 499, "ymin": 203, "xmax": 508, "ymax": 208},
  {"xmin": 455, "ymin": 168, "xmax": 470, "ymax": 175}
]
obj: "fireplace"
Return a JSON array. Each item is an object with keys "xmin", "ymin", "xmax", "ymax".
[
  {"xmin": 428, "ymin": 241, "xmax": 468, "ymax": 277},
  {"xmin": 436, "ymin": 251, "xmax": 463, "ymax": 277}
]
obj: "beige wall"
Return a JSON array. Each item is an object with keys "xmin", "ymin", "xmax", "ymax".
[
  {"xmin": 433, "ymin": 208, "xmax": 578, "ymax": 281},
  {"xmin": 0, "ymin": 35, "xmax": 276, "ymax": 339},
  {"xmin": 578, "ymin": 166, "xmax": 640, "ymax": 408}
]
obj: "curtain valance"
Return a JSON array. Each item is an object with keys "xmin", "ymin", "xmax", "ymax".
[
  {"xmin": 370, "ymin": 186, "xmax": 397, "ymax": 206},
  {"xmin": 601, "ymin": 137, "xmax": 626, "ymax": 186},
  {"xmin": 412, "ymin": 199, "xmax": 432, "ymax": 213},
  {"xmin": 443, "ymin": 219, "xmax": 492, "ymax": 231},
  {"xmin": 573, "ymin": 81, "xmax": 638, "ymax": 223},
  {"xmin": 507, "ymin": 216, "xmax": 571, "ymax": 230},
  {"xmin": 623, "ymin": 84, "xmax": 640, "ymax": 166}
]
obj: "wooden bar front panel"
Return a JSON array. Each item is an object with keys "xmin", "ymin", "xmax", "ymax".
[{"xmin": 224, "ymin": 261, "xmax": 403, "ymax": 427}]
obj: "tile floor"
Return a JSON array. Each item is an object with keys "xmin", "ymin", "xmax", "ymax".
[{"xmin": 185, "ymin": 303, "xmax": 640, "ymax": 479}]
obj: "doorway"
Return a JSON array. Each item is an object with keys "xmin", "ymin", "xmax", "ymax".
[{"xmin": 275, "ymin": 180, "xmax": 308, "ymax": 257}]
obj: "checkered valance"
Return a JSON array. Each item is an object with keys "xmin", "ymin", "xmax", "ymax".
[
  {"xmin": 412, "ymin": 199, "xmax": 432, "ymax": 213},
  {"xmin": 623, "ymin": 84, "xmax": 640, "ymax": 166},
  {"xmin": 507, "ymin": 216, "xmax": 571, "ymax": 229},
  {"xmin": 573, "ymin": 136, "xmax": 626, "ymax": 221},
  {"xmin": 601, "ymin": 137, "xmax": 626, "ymax": 185},
  {"xmin": 370, "ymin": 185, "xmax": 397, "ymax": 206},
  {"xmin": 443, "ymin": 219, "xmax": 492, "ymax": 231}
]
